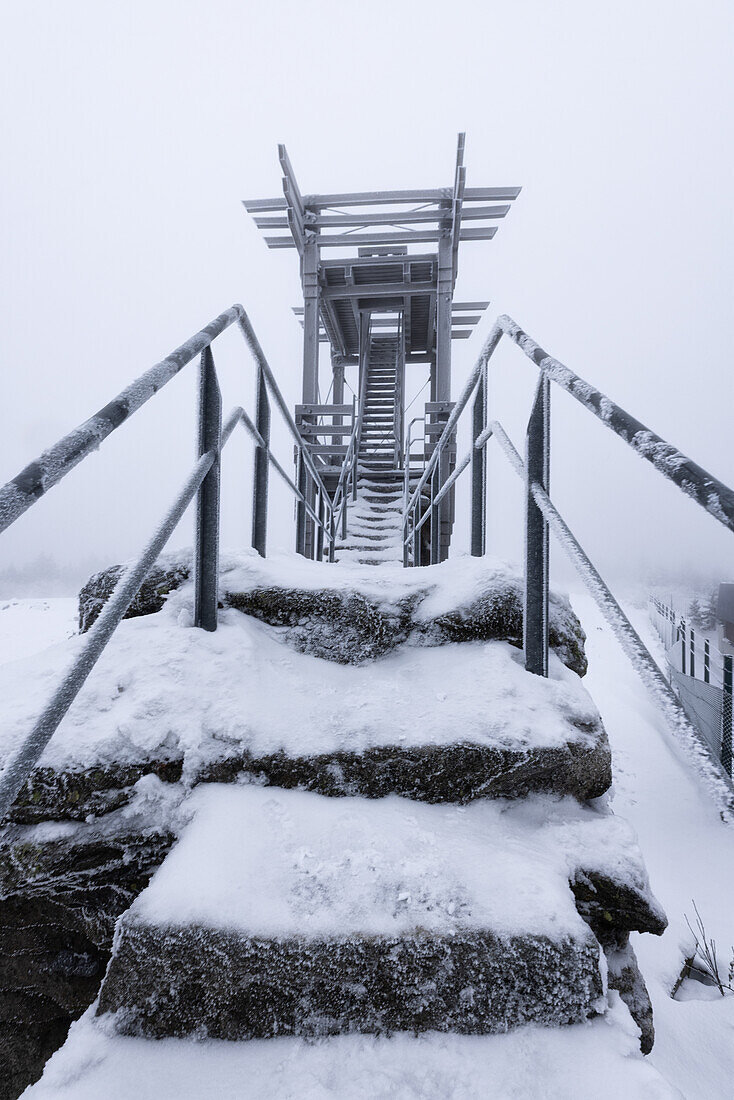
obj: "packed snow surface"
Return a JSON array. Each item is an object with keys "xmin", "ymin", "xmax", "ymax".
[
  {"xmin": 124, "ymin": 783, "xmax": 652, "ymax": 941},
  {"xmin": 573, "ymin": 595, "xmax": 734, "ymax": 1100},
  {"xmin": 0, "ymin": 565, "xmax": 598, "ymax": 777},
  {"xmin": 25, "ymin": 996, "xmax": 677, "ymax": 1100},
  {"xmin": 0, "ymin": 597, "xmax": 76, "ymax": 665},
  {"xmin": 10, "ymin": 587, "xmax": 734, "ymax": 1097}
]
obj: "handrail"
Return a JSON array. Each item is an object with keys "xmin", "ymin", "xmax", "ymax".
[
  {"xmin": 0, "ymin": 305, "xmax": 245, "ymax": 536},
  {"xmin": 399, "ymin": 309, "xmax": 734, "ymax": 813},
  {"xmin": 0, "ymin": 406, "xmax": 243, "ymax": 820},
  {"xmin": 0, "ymin": 304, "xmax": 338, "ymax": 549},
  {"xmin": 404, "ymin": 312, "xmax": 734, "ymax": 557},
  {"xmin": 489, "ymin": 418, "xmax": 733, "ymax": 815},
  {"xmin": 496, "ymin": 315, "xmax": 734, "ymax": 534},
  {"xmin": 0, "ymin": 303, "xmax": 361, "ymax": 820},
  {"xmin": 237, "ymin": 311, "xmax": 334, "ymax": 510},
  {"xmin": 404, "ymin": 321, "xmax": 503, "ymax": 518}
]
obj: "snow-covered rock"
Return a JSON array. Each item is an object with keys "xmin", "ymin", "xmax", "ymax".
[
  {"xmin": 1, "ymin": 597, "xmax": 609, "ymax": 816},
  {"xmin": 95, "ymin": 785, "xmax": 664, "ymax": 1044},
  {"xmin": 77, "ymin": 550, "xmax": 588, "ymax": 674}
]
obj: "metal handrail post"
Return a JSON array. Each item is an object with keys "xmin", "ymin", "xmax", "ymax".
[
  {"xmin": 251, "ymin": 364, "xmax": 271, "ymax": 558},
  {"xmin": 437, "ymin": 439, "xmax": 450, "ymax": 563},
  {"xmin": 194, "ymin": 346, "xmax": 222, "ymax": 632},
  {"xmin": 412, "ymin": 500, "xmax": 421, "ymax": 567},
  {"xmin": 430, "ymin": 465, "xmax": 440, "ymax": 565},
  {"xmin": 316, "ymin": 492, "xmax": 325, "ymax": 562},
  {"xmin": 328, "ymin": 507, "xmax": 336, "ymax": 563},
  {"xmin": 524, "ymin": 375, "xmax": 550, "ymax": 676},
  {"xmin": 471, "ymin": 363, "xmax": 487, "ymax": 556},
  {"xmin": 295, "ymin": 452, "xmax": 307, "ymax": 556}
]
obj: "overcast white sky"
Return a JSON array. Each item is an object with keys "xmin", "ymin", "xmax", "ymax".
[{"xmin": 1, "ymin": 0, "xmax": 732, "ymax": 591}]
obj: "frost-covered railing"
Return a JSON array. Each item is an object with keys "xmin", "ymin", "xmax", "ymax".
[
  {"xmin": 0, "ymin": 305, "xmax": 342, "ymax": 820},
  {"xmin": 402, "ymin": 315, "xmax": 734, "ymax": 814}
]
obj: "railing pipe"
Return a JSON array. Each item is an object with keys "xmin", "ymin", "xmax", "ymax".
[
  {"xmin": 236, "ymin": 309, "xmax": 333, "ymax": 513},
  {"xmin": 405, "ymin": 321, "xmax": 503, "ymax": 519},
  {"xmin": 498, "ymin": 314, "xmax": 734, "ymax": 536},
  {"xmin": 0, "ymin": 406, "xmax": 242, "ymax": 822},
  {"xmin": 0, "ymin": 305, "xmax": 244, "ymax": 536},
  {"xmin": 433, "ymin": 449, "xmax": 471, "ymax": 507}
]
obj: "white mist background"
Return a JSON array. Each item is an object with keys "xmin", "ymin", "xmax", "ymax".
[{"xmin": 0, "ymin": 0, "xmax": 732, "ymax": 594}]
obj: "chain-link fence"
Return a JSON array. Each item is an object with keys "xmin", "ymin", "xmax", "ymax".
[{"xmin": 649, "ymin": 597, "xmax": 733, "ymax": 779}]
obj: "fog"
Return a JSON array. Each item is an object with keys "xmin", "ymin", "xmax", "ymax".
[{"xmin": 1, "ymin": 0, "xmax": 732, "ymax": 596}]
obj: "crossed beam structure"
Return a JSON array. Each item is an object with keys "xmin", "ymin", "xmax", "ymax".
[{"xmin": 243, "ymin": 135, "xmax": 521, "ymax": 405}]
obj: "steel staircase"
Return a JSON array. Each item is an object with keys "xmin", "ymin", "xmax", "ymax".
[{"xmin": 334, "ymin": 336, "xmax": 405, "ymax": 565}]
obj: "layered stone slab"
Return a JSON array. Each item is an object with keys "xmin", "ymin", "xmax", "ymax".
[
  {"xmin": 78, "ymin": 549, "xmax": 589, "ymax": 675},
  {"xmin": 1, "ymin": 609, "xmax": 611, "ymax": 820},
  {"xmin": 96, "ymin": 785, "xmax": 664, "ymax": 1042}
]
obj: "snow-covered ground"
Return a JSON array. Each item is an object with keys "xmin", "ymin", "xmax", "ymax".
[
  {"xmin": 3, "ymin": 588, "xmax": 733, "ymax": 1098},
  {"xmin": 572, "ymin": 594, "xmax": 734, "ymax": 1100},
  {"xmin": 0, "ymin": 598, "xmax": 76, "ymax": 666},
  {"xmin": 24, "ymin": 1000, "xmax": 673, "ymax": 1100}
]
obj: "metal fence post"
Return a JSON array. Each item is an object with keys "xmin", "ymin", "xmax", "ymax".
[
  {"xmin": 689, "ymin": 627, "xmax": 696, "ymax": 680},
  {"xmin": 251, "ymin": 364, "xmax": 271, "ymax": 557},
  {"xmin": 524, "ymin": 375, "xmax": 550, "ymax": 676},
  {"xmin": 471, "ymin": 366, "xmax": 487, "ymax": 556},
  {"xmin": 704, "ymin": 638, "xmax": 710, "ymax": 684},
  {"xmin": 722, "ymin": 655, "xmax": 733, "ymax": 775},
  {"xmin": 194, "ymin": 345, "xmax": 221, "ymax": 632}
]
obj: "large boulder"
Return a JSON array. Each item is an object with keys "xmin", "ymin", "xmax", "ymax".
[
  {"xmin": 0, "ymin": 782, "xmax": 176, "ymax": 1099},
  {"xmin": 226, "ymin": 587, "xmax": 416, "ymax": 664},
  {"xmin": 78, "ymin": 560, "xmax": 190, "ymax": 634},
  {"xmin": 77, "ymin": 552, "xmax": 588, "ymax": 675}
]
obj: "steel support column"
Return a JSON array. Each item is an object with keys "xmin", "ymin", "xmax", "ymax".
[
  {"xmin": 301, "ymin": 235, "xmax": 320, "ymax": 404},
  {"xmin": 524, "ymin": 375, "xmax": 550, "ymax": 675},
  {"xmin": 435, "ymin": 235, "xmax": 453, "ymax": 404},
  {"xmin": 332, "ymin": 354, "xmax": 345, "ymax": 447}
]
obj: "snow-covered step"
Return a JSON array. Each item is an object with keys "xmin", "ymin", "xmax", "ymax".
[
  {"xmin": 93, "ymin": 783, "xmax": 664, "ymax": 1044},
  {"xmin": 26, "ymin": 1003, "xmax": 678, "ymax": 1099}
]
